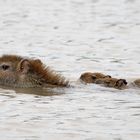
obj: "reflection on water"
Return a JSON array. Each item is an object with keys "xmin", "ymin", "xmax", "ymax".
[
  {"xmin": 0, "ymin": 0, "xmax": 140, "ymax": 139},
  {"xmin": 0, "ymin": 86, "xmax": 68, "ymax": 96}
]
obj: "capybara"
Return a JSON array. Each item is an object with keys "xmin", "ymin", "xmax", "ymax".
[
  {"xmin": 80, "ymin": 72, "xmax": 111, "ymax": 83},
  {"xmin": 95, "ymin": 77, "xmax": 127, "ymax": 90},
  {"xmin": 0, "ymin": 55, "xmax": 69, "ymax": 88}
]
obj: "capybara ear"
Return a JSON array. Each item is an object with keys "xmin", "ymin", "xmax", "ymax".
[
  {"xmin": 17, "ymin": 59, "xmax": 30, "ymax": 74},
  {"xmin": 34, "ymin": 59, "xmax": 42, "ymax": 64}
]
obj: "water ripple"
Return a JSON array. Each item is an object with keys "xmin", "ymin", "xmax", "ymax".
[{"xmin": 0, "ymin": 0, "xmax": 140, "ymax": 139}]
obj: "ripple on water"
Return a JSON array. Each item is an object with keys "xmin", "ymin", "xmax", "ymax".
[{"xmin": 0, "ymin": 0, "xmax": 140, "ymax": 139}]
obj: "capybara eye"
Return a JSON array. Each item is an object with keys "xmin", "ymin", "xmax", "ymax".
[
  {"xmin": 2, "ymin": 64, "xmax": 10, "ymax": 70},
  {"xmin": 92, "ymin": 76, "xmax": 96, "ymax": 80},
  {"xmin": 104, "ymin": 75, "xmax": 111, "ymax": 78},
  {"xmin": 107, "ymin": 75, "xmax": 111, "ymax": 78}
]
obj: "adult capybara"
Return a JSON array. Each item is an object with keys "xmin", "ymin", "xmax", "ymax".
[{"xmin": 0, "ymin": 55, "xmax": 69, "ymax": 88}]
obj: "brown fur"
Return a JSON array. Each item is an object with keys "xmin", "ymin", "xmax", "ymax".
[
  {"xmin": 80, "ymin": 72, "xmax": 111, "ymax": 83},
  {"xmin": 133, "ymin": 79, "xmax": 140, "ymax": 87},
  {"xmin": 0, "ymin": 55, "xmax": 69, "ymax": 88},
  {"xmin": 95, "ymin": 77, "xmax": 127, "ymax": 89}
]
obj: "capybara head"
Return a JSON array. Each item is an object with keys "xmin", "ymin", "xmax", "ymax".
[
  {"xmin": 80, "ymin": 72, "xmax": 111, "ymax": 83},
  {"xmin": 115, "ymin": 79, "xmax": 127, "ymax": 88},
  {"xmin": 0, "ymin": 55, "xmax": 69, "ymax": 88},
  {"xmin": 133, "ymin": 79, "xmax": 140, "ymax": 87},
  {"xmin": 95, "ymin": 77, "xmax": 127, "ymax": 89}
]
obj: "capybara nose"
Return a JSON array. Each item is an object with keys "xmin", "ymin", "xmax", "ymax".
[{"xmin": 123, "ymin": 80, "xmax": 127, "ymax": 85}]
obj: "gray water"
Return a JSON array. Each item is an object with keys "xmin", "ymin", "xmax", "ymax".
[{"xmin": 0, "ymin": 0, "xmax": 140, "ymax": 139}]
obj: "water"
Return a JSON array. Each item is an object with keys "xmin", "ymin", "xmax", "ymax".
[{"xmin": 0, "ymin": 0, "xmax": 140, "ymax": 139}]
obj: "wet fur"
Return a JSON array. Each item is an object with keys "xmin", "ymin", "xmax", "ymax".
[
  {"xmin": 0, "ymin": 55, "xmax": 69, "ymax": 88},
  {"xmin": 133, "ymin": 79, "xmax": 140, "ymax": 87},
  {"xmin": 0, "ymin": 55, "xmax": 139, "ymax": 90},
  {"xmin": 80, "ymin": 72, "xmax": 111, "ymax": 83},
  {"xmin": 95, "ymin": 77, "xmax": 127, "ymax": 89}
]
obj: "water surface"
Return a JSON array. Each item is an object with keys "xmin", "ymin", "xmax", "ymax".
[{"xmin": 0, "ymin": 0, "xmax": 140, "ymax": 139}]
